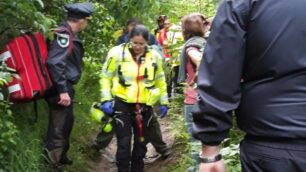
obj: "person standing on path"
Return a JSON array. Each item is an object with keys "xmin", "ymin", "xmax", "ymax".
[
  {"xmin": 99, "ymin": 24, "xmax": 169, "ymax": 172},
  {"xmin": 177, "ymin": 13, "xmax": 209, "ymax": 172},
  {"xmin": 44, "ymin": 2, "xmax": 94, "ymax": 171},
  {"xmin": 92, "ymin": 18, "xmax": 171, "ymax": 161}
]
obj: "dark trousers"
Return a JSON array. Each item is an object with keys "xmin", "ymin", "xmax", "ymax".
[
  {"xmin": 94, "ymin": 106, "xmax": 168, "ymax": 155},
  {"xmin": 167, "ymin": 66, "xmax": 180, "ymax": 98},
  {"xmin": 113, "ymin": 100, "xmax": 151, "ymax": 172},
  {"xmin": 240, "ymin": 136, "xmax": 306, "ymax": 172},
  {"xmin": 44, "ymin": 86, "xmax": 75, "ymax": 165},
  {"xmin": 147, "ymin": 114, "xmax": 168, "ymax": 154}
]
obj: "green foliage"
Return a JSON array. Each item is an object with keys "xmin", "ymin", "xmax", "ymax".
[
  {"xmin": 164, "ymin": 94, "xmax": 193, "ymax": 171},
  {"xmin": 221, "ymin": 137, "xmax": 242, "ymax": 172},
  {"xmin": 159, "ymin": 0, "xmax": 220, "ymax": 25},
  {"xmin": 96, "ymin": 0, "xmax": 162, "ymax": 28},
  {"xmin": 82, "ymin": 2, "xmax": 116, "ymax": 63},
  {"xmin": 0, "ymin": 100, "xmax": 18, "ymax": 171},
  {"xmin": 0, "ymin": 0, "xmax": 52, "ymax": 48},
  {"xmin": 4, "ymin": 101, "xmax": 48, "ymax": 172}
]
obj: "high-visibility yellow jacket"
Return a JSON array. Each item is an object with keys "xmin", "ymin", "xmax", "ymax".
[{"xmin": 100, "ymin": 43, "xmax": 169, "ymax": 106}]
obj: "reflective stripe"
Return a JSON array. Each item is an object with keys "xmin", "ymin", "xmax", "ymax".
[
  {"xmin": 8, "ymin": 84, "xmax": 21, "ymax": 93},
  {"xmin": 103, "ymin": 72, "xmax": 114, "ymax": 77},
  {"xmin": 102, "ymin": 91, "xmax": 112, "ymax": 98},
  {"xmin": 160, "ymin": 95, "xmax": 169, "ymax": 105},
  {"xmin": 155, "ymin": 73, "xmax": 164, "ymax": 79},
  {"xmin": 0, "ymin": 51, "xmax": 12, "ymax": 61}
]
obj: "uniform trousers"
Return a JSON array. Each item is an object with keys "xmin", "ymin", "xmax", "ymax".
[{"xmin": 240, "ymin": 135, "xmax": 306, "ymax": 172}]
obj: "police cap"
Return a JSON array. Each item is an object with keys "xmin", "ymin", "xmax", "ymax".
[{"xmin": 65, "ymin": 2, "xmax": 94, "ymax": 19}]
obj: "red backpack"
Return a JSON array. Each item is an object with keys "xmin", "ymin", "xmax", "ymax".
[
  {"xmin": 0, "ymin": 28, "xmax": 72, "ymax": 102},
  {"xmin": 0, "ymin": 33, "xmax": 52, "ymax": 102}
]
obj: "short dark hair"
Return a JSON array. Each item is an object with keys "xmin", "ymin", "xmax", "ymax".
[
  {"xmin": 181, "ymin": 13, "xmax": 208, "ymax": 40},
  {"xmin": 126, "ymin": 18, "xmax": 141, "ymax": 27},
  {"xmin": 129, "ymin": 24, "xmax": 149, "ymax": 42},
  {"xmin": 67, "ymin": 17, "xmax": 82, "ymax": 22}
]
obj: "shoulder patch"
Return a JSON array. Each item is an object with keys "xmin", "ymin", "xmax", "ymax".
[{"xmin": 56, "ymin": 33, "xmax": 70, "ymax": 48}]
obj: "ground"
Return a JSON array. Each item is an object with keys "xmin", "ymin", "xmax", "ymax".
[{"xmin": 87, "ymin": 118, "xmax": 177, "ymax": 172}]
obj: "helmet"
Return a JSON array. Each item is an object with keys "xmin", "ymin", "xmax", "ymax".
[
  {"xmin": 90, "ymin": 103, "xmax": 105, "ymax": 124},
  {"xmin": 157, "ymin": 15, "xmax": 167, "ymax": 22},
  {"xmin": 90, "ymin": 103, "xmax": 113, "ymax": 133}
]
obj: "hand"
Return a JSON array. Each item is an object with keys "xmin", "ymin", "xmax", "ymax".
[
  {"xmin": 159, "ymin": 105, "xmax": 168, "ymax": 118},
  {"xmin": 100, "ymin": 101, "xmax": 113, "ymax": 117},
  {"xmin": 58, "ymin": 92, "xmax": 71, "ymax": 107},
  {"xmin": 199, "ymin": 160, "xmax": 226, "ymax": 172}
]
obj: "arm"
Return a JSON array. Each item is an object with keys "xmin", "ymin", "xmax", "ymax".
[
  {"xmin": 154, "ymin": 52, "xmax": 169, "ymax": 106},
  {"xmin": 192, "ymin": 0, "xmax": 251, "ymax": 170},
  {"xmin": 99, "ymin": 47, "xmax": 117, "ymax": 102},
  {"xmin": 186, "ymin": 47, "xmax": 202, "ymax": 70},
  {"xmin": 46, "ymin": 30, "xmax": 72, "ymax": 106},
  {"xmin": 47, "ymin": 31, "xmax": 71, "ymax": 93},
  {"xmin": 199, "ymin": 145, "xmax": 226, "ymax": 172}
]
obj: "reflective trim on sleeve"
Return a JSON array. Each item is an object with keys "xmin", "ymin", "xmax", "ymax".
[
  {"xmin": 103, "ymin": 72, "xmax": 115, "ymax": 78},
  {"xmin": 160, "ymin": 95, "xmax": 169, "ymax": 105},
  {"xmin": 155, "ymin": 73, "xmax": 165, "ymax": 79}
]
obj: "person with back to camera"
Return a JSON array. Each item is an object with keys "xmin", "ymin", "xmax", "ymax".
[{"xmin": 192, "ymin": 0, "xmax": 306, "ymax": 171}]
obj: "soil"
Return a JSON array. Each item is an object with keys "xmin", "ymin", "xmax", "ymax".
[{"xmin": 87, "ymin": 118, "xmax": 176, "ymax": 172}]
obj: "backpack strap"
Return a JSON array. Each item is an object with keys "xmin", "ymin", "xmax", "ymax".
[
  {"xmin": 27, "ymin": 33, "xmax": 51, "ymax": 89},
  {"xmin": 117, "ymin": 43, "xmax": 131, "ymax": 87}
]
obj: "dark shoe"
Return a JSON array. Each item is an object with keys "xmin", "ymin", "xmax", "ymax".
[
  {"xmin": 50, "ymin": 164, "xmax": 64, "ymax": 172},
  {"xmin": 160, "ymin": 148, "xmax": 172, "ymax": 160},
  {"xmin": 144, "ymin": 154, "xmax": 161, "ymax": 164},
  {"xmin": 60, "ymin": 155, "xmax": 73, "ymax": 165}
]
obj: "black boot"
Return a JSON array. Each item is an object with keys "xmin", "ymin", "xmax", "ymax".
[{"xmin": 60, "ymin": 155, "xmax": 73, "ymax": 165}]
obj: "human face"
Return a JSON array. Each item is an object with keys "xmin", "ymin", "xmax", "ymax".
[
  {"xmin": 127, "ymin": 24, "xmax": 134, "ymax": 33},
  {"xmin": 79, "ymin": 18, "xmax": 88, "ymax": 31},
  {"xmin": 130, "ymin": 35, "xmax": 147, "ymax": 56},
  {"xmin": 164, "ymin": 19, "xmax": 170, "ymax": 31}
]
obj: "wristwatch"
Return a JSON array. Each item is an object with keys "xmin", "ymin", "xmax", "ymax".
[{"xmin": 199, "ymin": 152, "xmax": 222, "ymax": 163}]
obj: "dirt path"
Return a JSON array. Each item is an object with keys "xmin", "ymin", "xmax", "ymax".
[{"xmin": 87, "ymin": 118, "xmax": 176, "ymax": 172}]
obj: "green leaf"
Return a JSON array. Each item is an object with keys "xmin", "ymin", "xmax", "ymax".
[{"xmin": 35, "ymin": 0, "xmax": 44, "ymax": 8}]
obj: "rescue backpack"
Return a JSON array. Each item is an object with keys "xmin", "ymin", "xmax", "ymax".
[
  {"xmin": 0, "ymin": 28, "xmax": 72, "ymax": 102},
  {"xmin": 0, "ymin": 33, "xmax": 52, "ymax": 102}
]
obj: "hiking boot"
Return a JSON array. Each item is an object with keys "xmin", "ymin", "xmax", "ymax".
[
  {"xmin": 50, "ymin": 163, "xmax": 64, "ymax": 172},
  {"xmin": 160, "ymin": 148, "xmax": 172, "ymax": 160},
  {"xmin": 143, "ymin": 154, "xmax": 161, "ymax": 164},
  {"xmin": 59, "ymin": 155, "xmax": 73, "ymax": 165}
]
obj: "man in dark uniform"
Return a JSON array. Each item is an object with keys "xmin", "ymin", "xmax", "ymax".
[
  {"xmin": 44, "ymin": 2, "xmax": 93, "ymax": 171},
  {"xmin": 192, "ymin": 0, "xmax": 306, "ymax": 171}
]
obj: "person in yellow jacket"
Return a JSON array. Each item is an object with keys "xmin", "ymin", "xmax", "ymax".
[{"xmin": 99, "ymin": 24, "xmax": 169, "ymax": 172}]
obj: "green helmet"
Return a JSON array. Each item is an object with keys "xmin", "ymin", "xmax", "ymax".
[
  {"xmin": 90, "ymin": 103, "xmax": 105, "ymax": 124},
  {"xmin": 90, "ymin": 103, "xmax": 113, "ymax": 133}
]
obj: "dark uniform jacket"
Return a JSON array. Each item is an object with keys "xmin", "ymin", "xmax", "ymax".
[
  {"xmin": 193, "ymin": 0, "xmax": 306, "ymax": 144},
  {"xmin": 46, "ymin": 22, "xmax": 84, "ymax": 93}
]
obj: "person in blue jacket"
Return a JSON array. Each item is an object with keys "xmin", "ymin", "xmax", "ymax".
[{"xmin": 116, "ymin": 18, "xmax": 159, "ymax": 46}]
